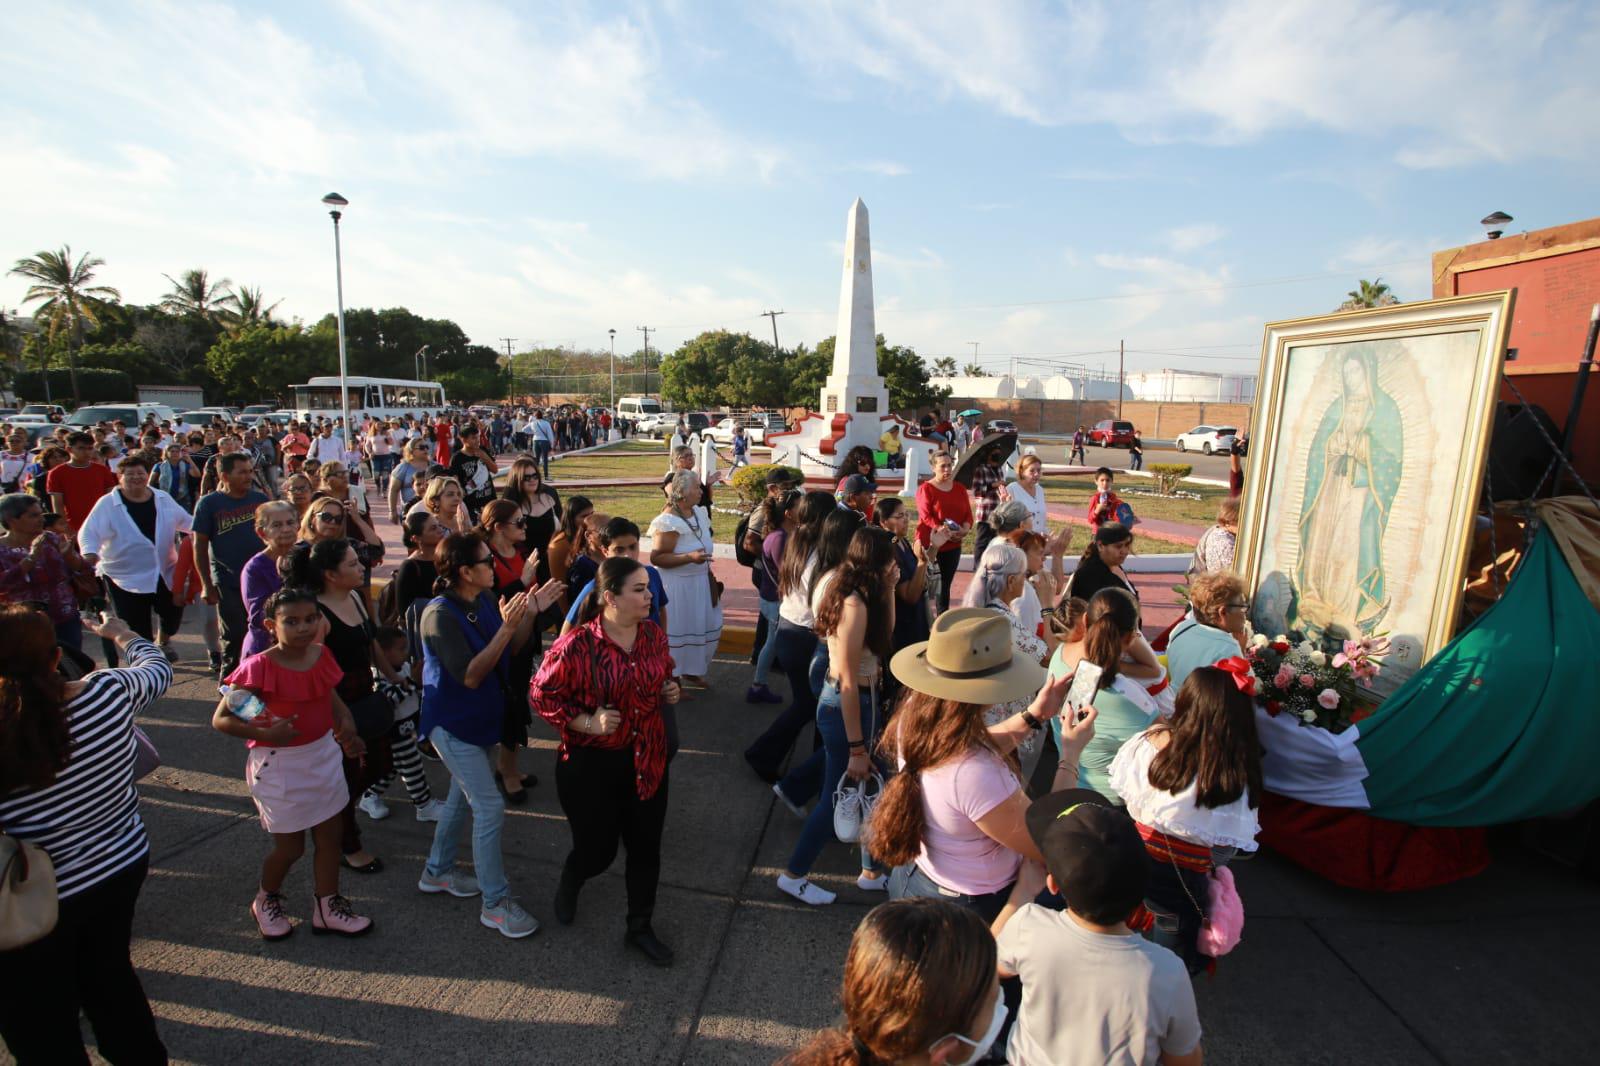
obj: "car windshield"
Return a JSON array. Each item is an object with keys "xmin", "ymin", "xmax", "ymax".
[{"xmin": 68, "ymin": 407, "xmax": 137, "ymax": 426}]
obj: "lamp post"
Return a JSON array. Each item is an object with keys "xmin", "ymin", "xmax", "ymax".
[
  {"xmin": 322, "ymin": 192, "xmax": 351, "ymax": 451},
  {"xmin": 414, "ymin": 344, "xmax": 429, "ymax": 382},
  {"xmin": 608, "ymin": 328, "xmax": 616, "ymax": 413},
  {"xmin": 1481, "ymin": 211, "xmax": 1513, "ymax": 240}
]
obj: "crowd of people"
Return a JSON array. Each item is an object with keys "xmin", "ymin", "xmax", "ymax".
[{"xmin": 0, "ymin": 400, "xmax": 1259, "ymax": 1063}]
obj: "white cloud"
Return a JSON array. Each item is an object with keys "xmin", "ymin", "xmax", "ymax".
[
  {"xmin": 846, "ymin": 161, "xmax": 911, "ymax": 177},
  {"xmin": 767, "ymin": 0, "xmax": 1600, "ymax": 167},
  {"xmin": 1326, "ymin": 236, "xmax": 1438, "ymax": 302},
  {"xmin": 1166, "ymin": 224, "xmax": 1225, "ymax": 253}
]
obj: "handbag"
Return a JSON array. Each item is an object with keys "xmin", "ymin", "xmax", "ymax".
[
  {"xmin": 833, "ymin": 771, "xmax": 886, "ymax": 844},
  {"xmin": 1197, "ymin": 865, "xmax": 1244, "ymax": 957},
  {"xmin": 0, "ymin": 832, "xmax": 59, "ymax": 950},
  {"xmin": 132, "ymin": 725, "xmax": 161, "ymax": 781}
]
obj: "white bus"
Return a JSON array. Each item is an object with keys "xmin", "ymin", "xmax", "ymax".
[{"xmin": 286, "ymin": 376, "xmax": 449, "ymax": 422}]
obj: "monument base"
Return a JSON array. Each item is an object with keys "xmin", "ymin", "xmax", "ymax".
[{"xmin": 769, "ymin": 411, "xmax": 937, "ymax": 480}]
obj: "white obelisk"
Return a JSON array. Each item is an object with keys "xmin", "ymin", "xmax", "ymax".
[{"xmin": 820, "ymin": 199, "xmax": 889, "ymax": 444}]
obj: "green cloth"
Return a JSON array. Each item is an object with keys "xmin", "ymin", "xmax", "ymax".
[
  {"xmin": 1356, "ymin": 528, "xmax": 1600, "ymax": 825},
  {"xmin": 1047, "ymin": 652, "xmax": 1155, "ymax": 800}
]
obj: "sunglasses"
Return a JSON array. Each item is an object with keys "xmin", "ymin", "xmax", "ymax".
[
  {"xmin": 315, "ymin": 511, "xmax": 343, "ymax": 523},
  {"xmin": 469, "ymin": 556, "xmax": 494, "ymax": 568}
]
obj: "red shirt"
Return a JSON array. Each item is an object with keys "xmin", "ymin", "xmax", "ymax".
[
  {"xmin": 1087, "ymin": 489, "xmax": 1125, "ymax": 531},
  {"xmin": 46, "ymin": 462, "xmax": 118, "ymax": 532},
  {"xmin": 281, "ymin": 432, "xmax": 310, "ymax": 457},
  {"xmin": 531, "ymin": 618, "xmax": 674, "ymax": 799},
  {"xmin": 915, "ymin": 480, "xmax": 973, "ymax": 548}
]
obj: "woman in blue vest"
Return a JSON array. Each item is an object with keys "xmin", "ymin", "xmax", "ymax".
[{"xmin": 417, "ymin": 532, "xmax": 559, "ymax": 939}]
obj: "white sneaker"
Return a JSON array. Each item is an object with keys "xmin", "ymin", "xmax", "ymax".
[
  {"xmin": 777, "ymin": 874, "xmax": 836, "ymax": 906},
  {"xmin": 413, "ymin": 798, "xmax": 445, "ymax": 822},
  {"xmin": 357, "ymin": 794, "xmax": 391, "ymax": 820},
  {"xmin": 857, "ymin": 872, "xmax": 888, "ymax": 892},
  {"xmin": 772, "ymin": 782, "xmax": 806, "ymax": 819}
]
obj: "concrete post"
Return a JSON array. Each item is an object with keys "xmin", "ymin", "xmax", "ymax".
[
  {"xmin": 698, "ymin": 434, "xmax": 718, "ymax": 489},
  {"xmin": 900, "ymin": 446, "xmax": 920, "ymax": 498}
]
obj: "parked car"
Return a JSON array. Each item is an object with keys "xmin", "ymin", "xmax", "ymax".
[
  {"xmin": 1174, "ymin": 425, "xmax": 1238, "ymax": 455},
  {"xmin": 186, "ymin": 406, "xmax": 240, "ymax": 423},
  {"xmin": 1088, "ymin": 419, "xmax": 1136, "ymax": 447},
  {"xmin": 20, "ymin": 404, "xmax": 66, "ymax": 423},
  {"xmin": 66, "ymin": 403, "xmax": 179, "ymax": 429},
  {"xmin": 707, "ymin": 413, "xmax": 785, "ymax": 445},
  {"xmin": 982, "ymin": 419, "xmax": 1017, "ymax": 435},
  {"xmin": 650, "ymin": 411, "xmax": 713, "ymax": 440}
]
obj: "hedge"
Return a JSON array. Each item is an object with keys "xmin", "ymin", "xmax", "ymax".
[
  {"xmin": 14, "ymin": 368, "xmax": 135, "ymax": 406},
  {"xmin": 729, "ymin": 463, "xmax": 805, "ymax": 506}
]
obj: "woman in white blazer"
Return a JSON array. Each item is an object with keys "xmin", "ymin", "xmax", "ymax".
[{"xmin": 77, "ymin": 453, "xmax": 194, "ymax": 661}]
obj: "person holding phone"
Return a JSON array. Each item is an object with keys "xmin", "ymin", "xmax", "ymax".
[
  {"xmin": 914, "ymin": 452, "xmax": 972, "ymax": 615},
  {"xmin": 533, "ymin": 556, "xmax": 682, "ymax": 966}
]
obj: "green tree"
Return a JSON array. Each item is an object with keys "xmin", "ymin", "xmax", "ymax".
[
  {"xmin": 783, "ymin": 343, "xmax": 828, "ymax": 407},
  {"xmin": 1340, "ymin": 277, "xmax": 1399, "ymax": 311},
  {"xmin": 962, "ymin": 362, "xmax": 990, "ymax": 377},
  {"xmin": 312, "ymin": 307, "xmax": 500, "ymax": 382},
  {"xmin": 162, "ymin": 268, "xmax": 235, "ymax": 324},
  {"xmin": 224, "ymin": 286, "xmax": 283, "ymax": 332},
  {"xmin": 9, "ymin": 245, "xmax": 122, "ymax": 404},
  {"xmin": 438, "ymin": 365, "xmax": 509, "ymax": 404},
  {"xmin": 802, "ymin": 335, "xmax": 950, "ymax": 413},
  {"xmin": 205, "ymin": 324, "xmax": 337, "ymax": 405},
  {"xmin": 931, "ymin": 355, "xmax": 958, "ymax": 376},
  {"xmin": 659, "ymin": 330, "xmax": 789, "ymax": 409}
]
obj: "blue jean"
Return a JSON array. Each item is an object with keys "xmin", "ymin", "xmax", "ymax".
[
  {"xmin": 424, "ymin": 726, "xmax": 509, "ymax": 908},
  {"xmin": 753, "ymin": 598, "xmax": 782, "ymax": 685},
  {"xmin": 784, "ymin": 680, "xmax": 877, "ymax": 877},
  {"xmin": 888, "ymin": 862, "xmax": 1015, "ymax": 923},
  {"xmin": 533, "ymin": 440, "xmax": 551, "ymax": 478}
]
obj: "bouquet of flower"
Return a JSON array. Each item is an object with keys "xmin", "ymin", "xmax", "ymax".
[{"xmin": 1245, "ymin": 633, "xmax": 1388, "ymax": 732}]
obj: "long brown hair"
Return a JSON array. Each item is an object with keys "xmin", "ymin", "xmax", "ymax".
[
  {"xmin": 814, "ymin": 526, "xmax": 895, "ymax": 659},
  {"xmin": 868, "ymin": 690, "xmax": 1002, "ymax": 868},
  {"xmin": 1083, "ymin": 587, "xmax": 1139, "ymax": 691},
  {"xmin": 1147, "ymin": 666, "xmax": 1264, "ymax": 809},
  {"xmin": 781, "ymin": 899, "xmax": 996, "ymax": 1066},
  {"xmin": 0, "ymin": 606, "xmax": 71, "ymax": 791},
  {"xmin": 778, "ymin": 491, "xmax": 838, "ymax": 598},
  {"xmin": 577, "ymin": 556, "xmax": 644, "ymax": 626}
]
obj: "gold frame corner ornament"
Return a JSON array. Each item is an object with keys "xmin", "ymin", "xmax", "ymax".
[{"xmin": 1235, "ymin": 289, "xmax": 1515, "ymax": 696}]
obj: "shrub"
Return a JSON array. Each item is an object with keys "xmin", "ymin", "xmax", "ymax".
[
  {"xmin": 14, "ymin": 367, "xmax": 135, "ymax": 406},
  {"xmin": 730, "ymin": 462, "xmax": 804, "ymax": 506},
  {"xmin": 1148, "ymin": 462, "xmax": 1193, "ymax": 496}
]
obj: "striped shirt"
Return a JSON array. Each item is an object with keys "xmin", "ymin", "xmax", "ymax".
[{"xmin": 0, "ymin": 638, "xmax": 173, "ymax": 898}]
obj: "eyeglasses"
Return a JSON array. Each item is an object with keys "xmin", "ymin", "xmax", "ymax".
[
  {"xmin": 315, "ymin": 512, "xmax": 343, "ymax": 523},
  {"xmin": 1226, "ymin": 600, "xmax": 1250, "ymax": 610},
  {"xmin": 522, "ymin": 474, "xmax": 539, "ymax": 481},
  {"xmin": 469, "ymin": 557, "xmax": 494, "ymax": 568}
]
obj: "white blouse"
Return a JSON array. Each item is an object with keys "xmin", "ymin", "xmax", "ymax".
[
  {"xmin": 1004, "ymin": 480, "xmax": 1049, "ymax": 531},
  {"xmin": 649, "ymin": 507, "xmax": 715, "ymax": 574},
  {"xmin": 981, "ymin": 603, "xmax": 1049, "ymax": 756},
  {"xmin": 1109, "ymin": 732, "xmax": 1260, "ymax": 851}
]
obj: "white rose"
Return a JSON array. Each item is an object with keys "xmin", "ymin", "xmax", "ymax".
[
  {"xmin": 1309, "ymin": 650, "xmax": 1327, "ymax": 667},
  {"xmin": 1273, "ymin": 634, "xmax": 1288, "ymax": 644},
  {"xmin": 1249, "ymin": 633, "xmax": 1269, "ymax": 648},
  {"xmin": 1297, "ymin": 640, "xmax": 1316, "ymax": 655},
  {"xmin": 1300, "ymin": 709, "xmax": 1318, "ymax": 723}
]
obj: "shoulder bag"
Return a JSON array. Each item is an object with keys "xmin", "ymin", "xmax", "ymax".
[{"xmin": 0, "ymin": 829, "xmax": 58, "ymax": 950}]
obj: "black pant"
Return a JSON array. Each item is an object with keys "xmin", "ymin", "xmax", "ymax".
[
  {"xmin": 934, "ymin": 546, "xmax": 963, "ymax": 615},
  {"xmin": 749, "ymin": 600, "xmax": 770, "ymax": 666},
  {"xmin": 556, "ymin": 745, "xmax": 669, "ymax": 931},
  {"xmin": 341, "ymin": 738, "xmax": 394, "ymax": 855},
  {"xmin": 212, "ymin": 566, "xmax": 248, "ymax": 678},
  {"xmin": 106, "ymin": 578, "xmax": 183, "ymax": 656},
  {"xmin": 743, "ymin": 621, "xmax": 819, "ymax": 777},
  {"xmin": 973, "ymin": 521, "xmax": 996, "ymax": 571},
  {"xmin": 0, "ymin": 857, "xmax": 167, "ymax": 1065}
]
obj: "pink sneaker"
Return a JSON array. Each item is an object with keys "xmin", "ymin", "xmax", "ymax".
[
  {"xmin": 252, "ymin": 889, "xmax": 293, "ymax": 940},
  {"xmin": 311, "ymin": 893, "xmax": 373, "ymax": 937}
]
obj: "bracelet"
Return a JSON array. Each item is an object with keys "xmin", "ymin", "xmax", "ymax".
[
  {"xmin": 1020, "ymin": 710, "xmax": 1043, "ymax": 731},
  {"xmin": 847, "ymin": 739, "xmax": 867, "ymax": 750}
]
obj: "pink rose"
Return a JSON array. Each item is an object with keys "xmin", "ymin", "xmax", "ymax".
[
  {"xmin": 1317, "ymin": 688, "xmax": 1340, "ymax": 710},
  {"xmin": 1299, "ymin": 673, "xmax": 1316, "ymax": 688},
  {"xmin": 1274, "ymin": 666, "xmax": 1295, "ymax": 689}
]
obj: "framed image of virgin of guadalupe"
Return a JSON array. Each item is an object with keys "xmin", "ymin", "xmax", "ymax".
[{"xmin": 1236, "ymin": 291, "xmax": 1514, "ymax": 697}]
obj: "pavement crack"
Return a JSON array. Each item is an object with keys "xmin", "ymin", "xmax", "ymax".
[{"xmin": 1302, "ymin": 917, "xmax": 1451, "ymax": 1065}]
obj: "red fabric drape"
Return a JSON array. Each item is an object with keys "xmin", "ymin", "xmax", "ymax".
[{"xmin": 1257, "ymin": 791, "xmax": 1490, "ymax": 892}]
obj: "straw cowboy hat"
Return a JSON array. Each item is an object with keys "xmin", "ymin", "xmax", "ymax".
[{"xmin": 890, "ymin": 607, "xmax": 1047, "ymax": 705}]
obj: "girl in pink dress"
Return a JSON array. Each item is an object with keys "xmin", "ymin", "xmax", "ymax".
[
  {"xmin": 433, "ymin": 419, "xmax": 452, "ymax": 466},
  {"xmin": 212, "ymin": 587, "xmax": 373, "ymax": 940}
]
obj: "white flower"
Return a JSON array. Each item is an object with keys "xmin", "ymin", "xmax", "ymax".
[
  {"xmin": 1273, "ymin": 634, "xmax": 1288, "ymax": 644},
  {"xmin": 1249, "ymin": 633, "xmax": 1269, "ymax": 648},
  {"xmin": 1309, "ymin": 650, "xmax": 1327, "ymax": 667},
  {"xmin": 1297, "ymin": 640, "xmax": 1316, "ymax": 655},
  {"xmin": 1300, "ymin": 709, "xmax": 1319, "ymax": 723}
]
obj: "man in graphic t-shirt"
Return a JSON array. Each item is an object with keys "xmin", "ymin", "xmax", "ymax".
[
  {"xmin": 448, "ymin": 423, "xmax": 499, "ymax": 519},
  {"xmin": 47, "ymin": 432, "xmax": 119, "ymax": 533},
  {"xmin": 192, "ymin": 452, "xmax": 269, "ymax": 677}
]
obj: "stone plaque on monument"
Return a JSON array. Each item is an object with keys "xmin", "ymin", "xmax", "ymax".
[
  {"xmin": 856, "ymin": 396, "xmax": 877, "ymax": 412},
  {"xmin": 826, "ymin": 394, "xmax": 838, "ymax": 413}
]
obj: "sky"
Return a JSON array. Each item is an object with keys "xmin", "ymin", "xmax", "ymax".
[{"xmin": 3, "ymin": 0, "xmax": 1597, "ymax": 382}]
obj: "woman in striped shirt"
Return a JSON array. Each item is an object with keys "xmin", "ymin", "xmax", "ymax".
[{"xmin": 0, "ymin": 604, "xmax": 173, "ymax": 1063}]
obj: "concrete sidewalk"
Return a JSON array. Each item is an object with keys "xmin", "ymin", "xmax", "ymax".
[{"xmin": 27, "ymin": 627, "xmax": 1600, "ymax": 1065}]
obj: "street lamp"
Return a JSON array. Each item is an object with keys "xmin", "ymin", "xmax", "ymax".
[
  {"xmin": 414, "ymin": 344, "xmax": 429, "ymax": 382},
  {"xmin": 1481, "ymin": 211, "xmax": 1513, "ymax": 240},
  {"xmin": 608, "ymin": 328, "xmax": 616, "ymax": 413},
  {"xmin": 322, "ymin": 192, "xmax": 351, "ymax": 451}
]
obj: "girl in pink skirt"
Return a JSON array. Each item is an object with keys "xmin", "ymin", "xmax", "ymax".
[{"xmin": 212, "ymin": 587, "xmax": 374, "ymax": 940}]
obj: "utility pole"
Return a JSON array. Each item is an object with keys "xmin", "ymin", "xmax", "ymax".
[
  {"xmin": 500, "ymin": 339, "xmax": 518, "ymax": 402},
  {"xmin": 637, "ymin": 326, "xmax": 654, "ymax": 401},
  {"xmin": 1117, "ymin": 339, "xmax": 1125, "ymax": 419},
  {"xmin": 761, "ymin": 310, "xmax": 784, "ymax": 355},
  {"xmin": 607, "ymin": 328, "xmax": 616, "ymax": 413},
  {"xmin": 968, "ymin": 341, "xmax": 979, "ymax": 367}
]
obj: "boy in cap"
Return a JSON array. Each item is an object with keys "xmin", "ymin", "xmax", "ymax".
[
  {"xmin": 994, "ymin": 789, "xmax": 1202, "ymax": 1065},
  {"xmin": 837, "ymin": 473, "xmax": 876, "ymax": 519}
]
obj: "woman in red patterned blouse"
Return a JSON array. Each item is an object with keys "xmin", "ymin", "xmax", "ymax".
[{"xmin": 531, "ymin": 555, "xmax": 682, "ymax": 966}]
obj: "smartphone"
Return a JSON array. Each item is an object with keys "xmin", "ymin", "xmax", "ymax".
[
  {"xmin": 943, "ymin": 519, "xmax": 962, "ymax": 533},
  {"xmin": 1064, "ymin": 662, "xmax": 1104, "ymax": 723}
]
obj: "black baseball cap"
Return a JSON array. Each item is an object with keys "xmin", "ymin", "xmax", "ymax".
[
  {"xmin": 1025, "ymin": 789, "xmax": 1147, "ymax": 920},
  {"xmin": 765, "ymin": 467, "xmax": 795, "ymax": 487},
  {"xmin": 842, "ymin": 473, "xmax": 876, "ymax": 495}
]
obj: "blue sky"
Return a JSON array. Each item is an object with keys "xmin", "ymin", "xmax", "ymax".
[{"xmin": 3, "ymin": 0, "xmax": 1596, "ymax": 379}]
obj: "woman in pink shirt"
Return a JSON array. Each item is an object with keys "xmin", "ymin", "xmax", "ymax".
[{"xmin": 874, "ymin": 609, "xmax": 1094, "ymax": 922}]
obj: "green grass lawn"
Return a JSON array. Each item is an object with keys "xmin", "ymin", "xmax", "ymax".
[{"xmin": 1039, "ymin": 476, "xmax": 1227, "ymax": 528}]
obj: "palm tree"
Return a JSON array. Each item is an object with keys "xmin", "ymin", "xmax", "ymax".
[
  {"xmin": 962, "ymin": 362, "xmax": 990, "ymax": 377},
  {"xmin": 932, "ymin": 355, "xmax": 958, "ymax": 377},
  {"xmin": 162, "ymin": 268, "xmax": 234, "ymax": 323},
  {"xmin": 224, "ymin": 285, "xmax": 283, "ymax": 332},
  {"xmin": 9, "ymin": 246, "xmax": 122, "ymax": 403},
  {"xmin": 1340, "ymin": 277, "xmax": 1400, "ymax": 311}
]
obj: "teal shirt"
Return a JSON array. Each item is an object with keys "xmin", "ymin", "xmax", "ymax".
[{"xmin": 1047, "ymin": 650, "xmax": 1157, "ymax": 801}]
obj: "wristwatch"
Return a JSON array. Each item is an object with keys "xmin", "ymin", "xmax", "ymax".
[{"xmin": 1020, "ymin": 710, "xmax": 1043, "ymax": 731}]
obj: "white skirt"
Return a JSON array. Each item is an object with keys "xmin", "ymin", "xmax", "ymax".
[
  {"xmin": 656, "ymin": 561, "xmax": 723, "ymax": 676},
  {"xmin": 246, "ymin": 731, "xmax": 349, "ymax": 834}
]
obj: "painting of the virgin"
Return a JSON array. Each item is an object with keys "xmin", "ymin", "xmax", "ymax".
[{"xmin": 1236, "ymin": 293, "xmax": 1513, "ymax": 697}]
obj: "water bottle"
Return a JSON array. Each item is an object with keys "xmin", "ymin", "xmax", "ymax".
[{"xmin": 222, "ymin": 686, "xmax": 268, "ymax": 722}]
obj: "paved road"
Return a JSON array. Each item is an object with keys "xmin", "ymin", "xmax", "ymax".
[
  {"xmin": 26, "ymin": 628, "xmax": 1600, "ymax": 1065},
  {"xmin": 1022, "ymin": 436, "xmax": 1237, "ymax": 482}
]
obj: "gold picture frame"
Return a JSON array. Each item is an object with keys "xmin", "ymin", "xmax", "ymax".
[{"xmin": 1236, "ymin": 290, "xmax": 1515, "ymax": 697}]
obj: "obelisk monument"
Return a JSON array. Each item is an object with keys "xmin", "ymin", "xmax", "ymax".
[{"xmin": 820, "ymin": 199, "xmax": 890, "ymax": 426}]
